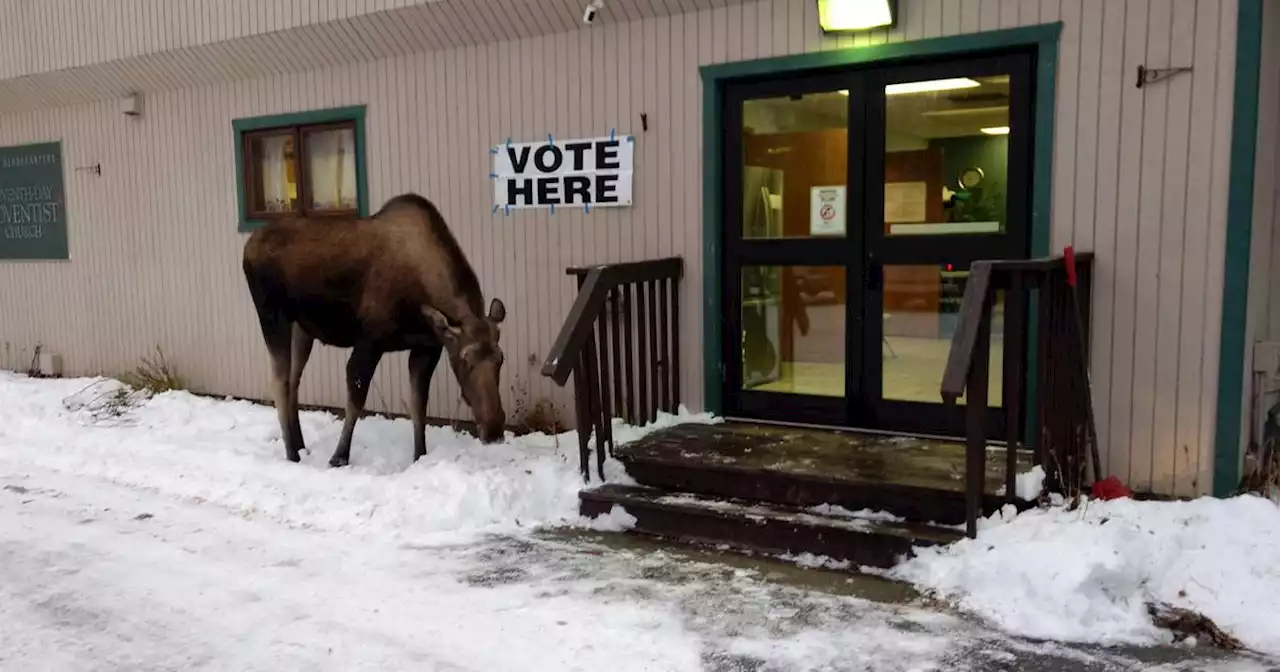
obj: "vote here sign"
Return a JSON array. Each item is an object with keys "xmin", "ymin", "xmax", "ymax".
[{"xmin": 492, "ymin": 135, "xmax": 634, "ymax": 210}]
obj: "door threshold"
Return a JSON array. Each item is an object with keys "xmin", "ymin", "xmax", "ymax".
[{"xmin": 722, "ymin": 415, "xmax": 1011, "ymax": 448}]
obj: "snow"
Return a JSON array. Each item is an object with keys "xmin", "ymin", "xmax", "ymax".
[
  {"xmin": 1015, "ymin": 465, "xmax": 1046, "ymax": 500},
  {"xmin": 1, "ymin": 370, "xmax": 1007, "ymax": 671},
  {"xmin": 889, "ymin": 494, "xmax": 1280, "ymax": 656},
  {"xmin": 2, "ymin": 370, "xmax": 1277, "ymax": 670},
  {"xmin": 0, "ymin": 371, "xmax": 713, "ymax": 546},
  {"xmin": 993, "ymin": 464, "xmax": 1046, "ymax": 501}
]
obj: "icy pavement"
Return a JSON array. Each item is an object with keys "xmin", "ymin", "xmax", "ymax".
[{"xmin": 0, "ymin": 372, "xmax": 1277, "ymax": 670}]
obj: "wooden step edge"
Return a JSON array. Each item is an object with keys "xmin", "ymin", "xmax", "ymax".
[
  {"xmin": 611, "ymin": 454, "xmax": 1034, "ymax": 526},
  {"xmin": 579, "ymin": 484, "xmax": 963, "ymax": 570}
]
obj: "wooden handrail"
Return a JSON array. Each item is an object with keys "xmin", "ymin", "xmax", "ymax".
[
  {"xmin": 940, "ymin": 251, "xmax": 1096, "ymax": 538},
  {"xmin": 543, "ymin": 257, "xmax": 683, "ymax": 385},
  {"xmin": 542, "ymin": 256, "xmax": 684, "ymax": 481}
]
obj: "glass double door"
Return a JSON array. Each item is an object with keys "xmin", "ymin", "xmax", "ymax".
[{"xmin": 723, "ymin": 51, "xmax": 1034, "ymax": 439}]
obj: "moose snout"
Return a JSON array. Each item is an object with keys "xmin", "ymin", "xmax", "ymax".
[{"xmin": 477, "ymin": 413, "xmax": 506, "ymax": 444}]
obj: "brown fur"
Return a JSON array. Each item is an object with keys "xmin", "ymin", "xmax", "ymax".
[{"xmin": 242, "ymin": 193, "xmax": 507, "ymax": 466}]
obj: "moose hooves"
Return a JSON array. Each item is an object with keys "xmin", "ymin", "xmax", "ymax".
[{"xmin": 328, "ymin": 456, "xmax": 350, "ymax": 468}]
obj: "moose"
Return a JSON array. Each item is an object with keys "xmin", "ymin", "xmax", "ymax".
[{"xmin": 241, "ymin": 193, "xmax": 508, "ymax": 467}]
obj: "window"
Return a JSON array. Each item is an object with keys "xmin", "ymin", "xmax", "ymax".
[{"xmin": 233, "ymin": 106, "xmax": 367, "ymax": 231}]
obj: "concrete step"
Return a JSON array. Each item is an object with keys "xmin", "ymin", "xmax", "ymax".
[{"xmin": 579, "ymin": 483, "xmax": 964, "ymax": 570}]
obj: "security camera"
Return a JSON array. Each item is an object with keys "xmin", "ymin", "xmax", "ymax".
[{"xmin": 583, "ymin": 0, "xmax": 602, "ymax": 24}]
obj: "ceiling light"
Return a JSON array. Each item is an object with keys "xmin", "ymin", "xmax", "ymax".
[
  {"xmin": 920, "ymin": 105, "xmax": 1009, "ymax": 117},
  {"xmin": 817, "ymin": 0, "xmax": 896, "ymax": 32},
  {"xmin": 885, "ymin": 78, "xmax": 981, "ymax": 95},
  {"xmin": 981, "ymin": 126, "xmax": 1011, "ymax": 135}
]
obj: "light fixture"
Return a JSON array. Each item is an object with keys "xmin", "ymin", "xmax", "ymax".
[
  {"xmin": 835, "ymin": 77, "xmax": 983, "ymax": 97},
  {"xmin": 885, "ymin": 78, "xmax": 981, "ymax": 95},
  {"xmin": 980, "ymin": 126, "xmax": 1011, "ymax": 135},
  {"xmin": 817, "ymin": 0, "xmax": 896, "ymax": 32}
]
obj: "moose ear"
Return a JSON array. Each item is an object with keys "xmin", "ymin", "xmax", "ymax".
[
  {"xmin": 423, "ymin": 307, "xmax": 461, "ymax": 341},
  {"xmin": 487, "ymin": 298, "xmax": 506, "ymax": 324}
]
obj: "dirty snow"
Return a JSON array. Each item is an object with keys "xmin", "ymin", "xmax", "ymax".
[
  {"xmin": 889, "ymin": 495, "xmax": 1280, "ymax": 657},
  {"xmin": 1, "ymin": 371, "xmax": 1276, "ymax": 671}
]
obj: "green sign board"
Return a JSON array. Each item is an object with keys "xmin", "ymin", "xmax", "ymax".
[{"xmin": 0, "ymin": 141, "xmax": 68, "ymax": 260}]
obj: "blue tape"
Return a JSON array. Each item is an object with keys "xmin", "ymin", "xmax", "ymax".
[
  {"xmin": 584, "ymin": 202, "xmax": 592, "ymax": 214},
  {"xmin": 609, "ymin": 128, "xmax": 615, "ymax": 141},
  {"xmin": 488, "ymin": 172, "xmax": 497, "ymax": 179},
  {"xmin": 506, "ymin": 137, "xmax": 512, "ymax": 148},
  {"xmin": 492, "ymin": 204, "xmax": 499, "ymax": 214},
  {"xmin": 547, "ymin": 133, "xmax": 555, "ymax": 147},
  {"xmin": 489, "ymin": 146, "xmax": 498, "ymax": 155},
  {"xmin": 626, "ymin": 135, "xmax": 635, "ymax": 142},
  {"xmin": 504, "ymin": 204, "xmax": 511, "ymax": 216},
  {"xmin": 550, "ymin": 203, "xmax": 556, "ymax": 215}
]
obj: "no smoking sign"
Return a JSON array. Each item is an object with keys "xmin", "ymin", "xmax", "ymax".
[{"xmin": 809, "ymin": 185, "xmax": 845, "ymax": 236}]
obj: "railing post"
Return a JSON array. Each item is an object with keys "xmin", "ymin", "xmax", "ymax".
[
  {"xmin": 572, "ymin": 357, "xmax": 592, "ymax": 481},
  {"xmin": 966, "ymin": 295, "xmax": 993, "ymax": 539},
  {"xmin": 1003, "ymin": 272, "xmax": 1026, "ymax": 505}
]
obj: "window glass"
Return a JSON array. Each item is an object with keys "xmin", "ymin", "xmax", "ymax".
[
  {"xmin": 741, "ymin": 265, "xmax": 847, "ymax": 397},
  {"xmin": 883, "ymin": 74, "xmax": 1011, "ymax": 237},
  {"xmin": 741, "ymin": 92, "xmax": 849, "ymax": 240},
  {"xmin": 247, "ymin": 131, "xmax": 298, "ymax": 215},
  {"xmin": 304, "ymin": 126, "xmax": 358, "ymax": 213}
]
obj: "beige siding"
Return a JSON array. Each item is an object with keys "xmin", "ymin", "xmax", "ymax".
[
  {"xmin": 0, "ymin": 0, "xmax": 1240, "ymax": 496},
  {"xmin": 1247, "ymin": 0, "xmax": 1280, "ymax": 448},
  {"xmin": 0, "ymin": 0, "xmax": 439, "ymax": 80},
  {"xmin": 0, "ymin": 0, "xmax": 753, "ymax": 113}
]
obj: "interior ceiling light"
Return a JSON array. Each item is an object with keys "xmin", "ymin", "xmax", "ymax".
[
  {"xmin": 817, "ymin": 0, "xmax": 896, "ymax": 32},
  {"xmin": 981, "ymin": 126, "xmax": 1011, "ymax": 135},
  {"xmin": 885, "ymin": 78, "xmax": 981, "ymax": 95},
  {"xmin": 836, "ymin": 78, "xmax": 983, "ymax": 98},
  {"xmin": 920, "ymin": 105, "xmax": 1010, "ymax": 117}
]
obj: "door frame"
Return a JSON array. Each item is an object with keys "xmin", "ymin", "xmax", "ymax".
[{"xmin": 700, "ymin": 23, "xmax": 1064, "ymax": 443}]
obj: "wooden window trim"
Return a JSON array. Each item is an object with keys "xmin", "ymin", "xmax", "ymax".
[{"xmin": 239, "ymin": 119, "xmax": 360, "ymax": 222}]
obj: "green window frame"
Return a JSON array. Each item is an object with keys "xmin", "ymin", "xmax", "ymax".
[{"xmin": 232, "ymin": 105, "xmax": 369, "ymax": 232}]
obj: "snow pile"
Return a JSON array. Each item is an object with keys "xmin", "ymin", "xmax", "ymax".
[
  {"xmin": 0, "ymin": 371, "xmax": 714, "ymax": 544},
  {"xmin": 993, "ymin": 464, "xmax": 1046, "ymax": 501},
  {"xmin": 889, "ymin": 494, "xmax": 1280, "ymax": 655}
]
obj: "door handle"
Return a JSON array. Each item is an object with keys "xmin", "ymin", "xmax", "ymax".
[{"xmin": 866, "ymin": 256, "xmax": 883, "ymax": 291}]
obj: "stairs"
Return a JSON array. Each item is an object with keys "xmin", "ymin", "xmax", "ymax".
[
  {"xmin": 580, "ymin": 484, "xmax": 963, "ymax": 569},
  {"xmin": 577, "ymin": 422, "xmax": 1033, "ymax": 569}
]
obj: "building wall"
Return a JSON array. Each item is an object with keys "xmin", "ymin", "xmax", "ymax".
[
  {"xmin": 1246, "ymin": 0, "xmax": 1280, "ymax": 449},
  {"xmin": 0, "ymin": 0, "xmax": 1242, "ymax": 496},
  {"xmin": 0, "ymin": 0, "xmax": 435, "ymax": 80}
]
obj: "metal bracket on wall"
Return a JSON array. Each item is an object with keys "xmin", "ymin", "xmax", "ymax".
[
  {"xmin": 74, "ymin": 163, "xmax": 101, "ymax": 176},
  {"xmin": 1136, "ymin": 64, "xmax": 1193, "ymax": 89}
]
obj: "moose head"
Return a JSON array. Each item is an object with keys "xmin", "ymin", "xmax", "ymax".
[{"xmin": 424, "ymin": 298, "xmax": 508, "ymax": 443}]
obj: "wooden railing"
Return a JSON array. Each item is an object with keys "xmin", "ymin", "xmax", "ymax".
[
  {"xmin": 941, "ymin": 249, "xmax": 1098, "ymax": 538},
  {"xmin": 542, "ymin": 257, "xmax": 684, "ymax": 482}
]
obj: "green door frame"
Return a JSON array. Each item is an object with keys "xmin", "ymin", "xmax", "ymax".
[
  {"xmin": 698, "ymin": 23, "xmax": 1063, "ymax": 433},
  {"xmin": 1212, "ymin": 0, "xmax": 1265, "ymax": 496}
]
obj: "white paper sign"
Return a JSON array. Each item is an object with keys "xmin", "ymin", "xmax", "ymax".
[
  {"xmin": 492, "ymin": 135, "xmax": 634, "ymax": 210},
  {"xmin": 884, "ymin": 181, "xmax": 928, "ymax": 223},
  {"xmin": 809, "ymin": 185, "xmax": 845, "ymax": 235}
]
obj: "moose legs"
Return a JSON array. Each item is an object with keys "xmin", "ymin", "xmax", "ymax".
[
  {"xmin": 260, "ymin": 321, "xmax": 313, "ymax": 462},
  {"xmin": 408, "ymin": 345, "xmax": 444, "ymax": 461},
  {"xmin": 329, "ymin": 346, "xmax": 382, "ymax": 468}
]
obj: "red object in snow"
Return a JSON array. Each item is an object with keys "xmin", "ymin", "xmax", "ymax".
[
  {"xmin": 1092, "ymin": 476, "xmax": 1133, "ymax": 500},
  {"xmin": 1064, "ymin": 245, "xmax": 1078, "ymax": 288}
]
